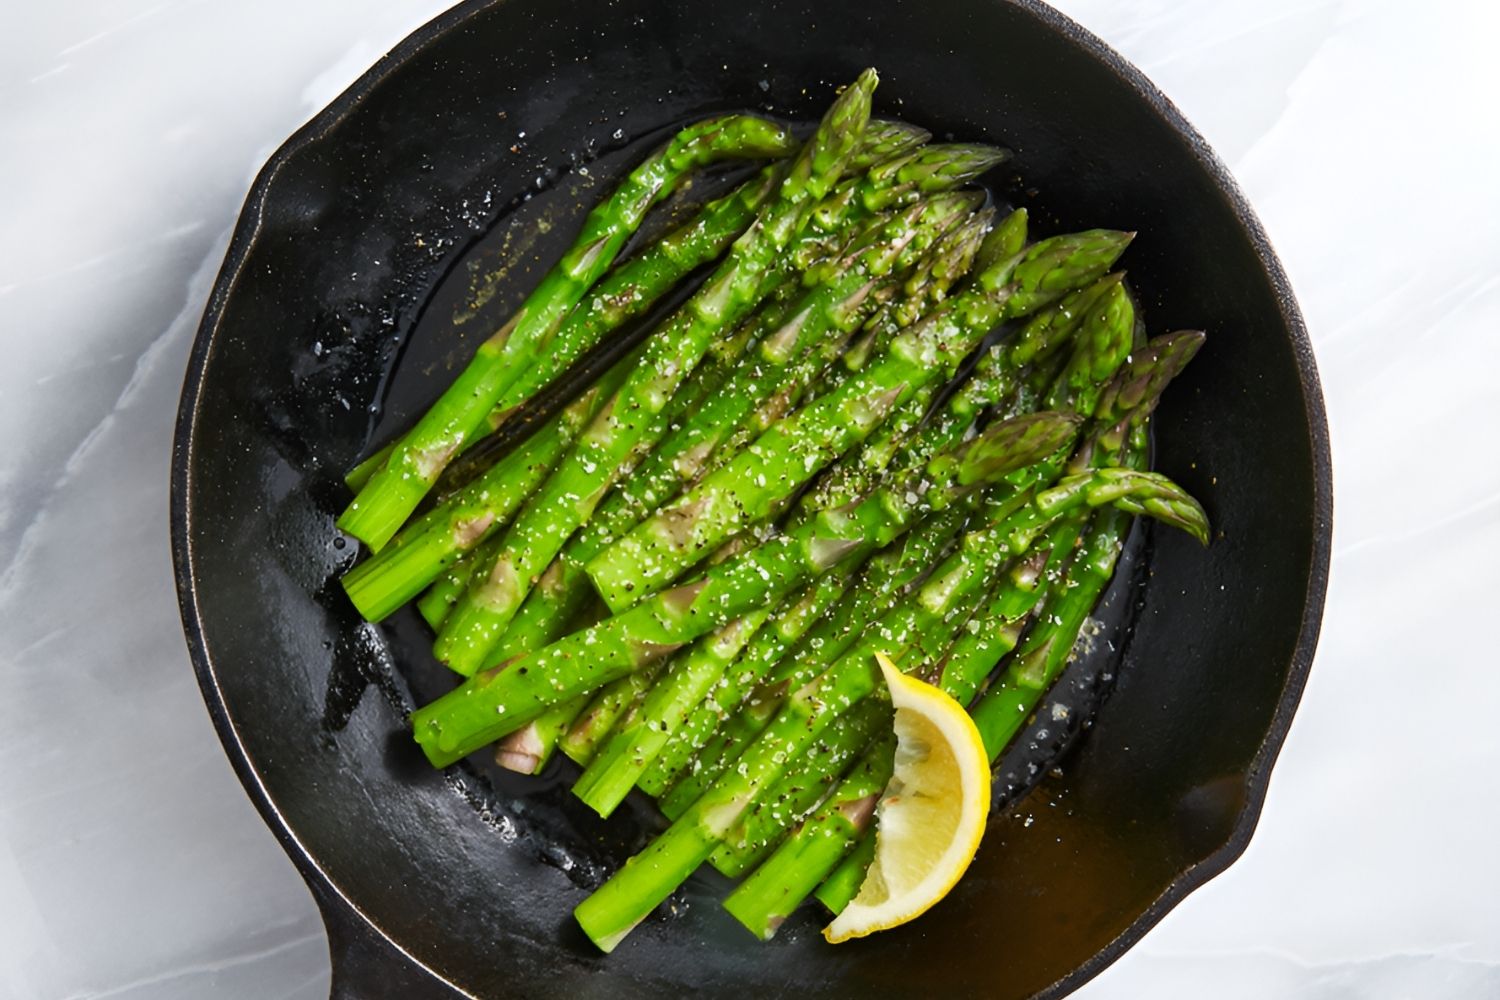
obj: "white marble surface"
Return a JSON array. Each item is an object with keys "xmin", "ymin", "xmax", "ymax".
[{"xmin": 2, "ymin": 0, "xmax": 1497, "ymax": 996}]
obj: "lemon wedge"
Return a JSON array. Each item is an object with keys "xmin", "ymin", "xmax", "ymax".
[{"xmin": 823, "ymin": 652, "xmax": 991, "ymax": 943}]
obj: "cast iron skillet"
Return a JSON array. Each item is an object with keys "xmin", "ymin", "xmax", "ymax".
[{"xmin": 170, "ymin": 0, "xmax": 1332, "ymax": 996}]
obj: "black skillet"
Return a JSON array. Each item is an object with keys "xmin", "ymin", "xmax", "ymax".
[{"xmin": 170, "ymin": 0, "xmax": 1332, "ymax": 995}]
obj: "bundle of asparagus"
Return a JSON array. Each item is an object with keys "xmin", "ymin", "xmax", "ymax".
[{"xmin": 336, "ymin": 68, "xmax": 1210, "ymax": 953}]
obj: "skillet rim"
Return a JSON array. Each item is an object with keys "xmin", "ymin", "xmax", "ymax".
[{"xmin": 169, "ymin": 0, "xmax": 1334, "ymax": 995}]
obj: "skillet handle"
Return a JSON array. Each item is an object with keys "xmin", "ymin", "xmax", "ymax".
[{"xmin": 313, "ymin": 884, "xmax": 461, "ymax": 999}]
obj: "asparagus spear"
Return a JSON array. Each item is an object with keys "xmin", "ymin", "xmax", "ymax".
[
  {"xmin": 409, "ymin": 409, "xmax": 1078, "ymax": 767},
  {"xmin": 494, "ymin": 694, "xmax": 590, "ymax": 774},
  {"xmin": 572, "ymin": 468, "xmax": 1207, "ymax": 951},
  {"xmin": 972, "ymin": 510, "xmax": 1129, "ymax": 755},
  {"xmin": 570, "ymin": 611, "xmax": 767, "ymax": 805},
  {"xmin": 559, "ymin": 658, "xmax": 671, "ymax": 766},
  {"xmin": 338, "ymin": 114, "xmax": 799, "ymax": 550},
  {"xmin": 779, "ymin": 740, "xmax": 886, "ymax": 923},
  {"xmin": 792, "ymin": 209, "xmax": 1031, "ymax": 509},
  {"xmin": 489, "ymin": 591, "xmax": 609, "ymax": 773},
  {"xmin": 798, "ymin": 267, "xmax": 1123, "ymax": 517},
  {"xmin": 552, "ymin": 530, "xmax": 765, "ymax": 767},
  {"xmin": 973, "ymin": 336, "xmax": 1210, "ymax": 752},
  {"xmin": 417, "ymin": 537, "xmax": 493, "ymax": 630},
  {"xmin": 586, "ymin": 227, "xmax": 1134, "ymax": 612}
]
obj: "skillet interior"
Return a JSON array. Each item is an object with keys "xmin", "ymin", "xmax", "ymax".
[{"xmin": 172, "ymin": 0, "xmax": 1331, "ymax": 996}]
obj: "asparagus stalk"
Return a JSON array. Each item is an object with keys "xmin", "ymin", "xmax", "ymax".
[
  {"xmin": 586, "ymin": 227, "xmax": 1134, "ymax": 612},
  {"xmin": 417, "ymin": 537, "xmax": 493, "ymax": 630},
  {"xmin": 800, "ymin": 268, "xmax": 1123, "ymax": 517},
  {"xmin": 572, "ymin": 467, "xmax": 1206, "ymax": 951},
  {"xmin": 489, "ymin": 592, "xmax": 608, "ymax": 774},
  {"xmin": 338, "ymin": 114, "xmax": 799, "ymax": 550},
  {"xmin": 663, "ymin": 476, "xmax": 1048, "ymax": 818},
  {"xmin": 971, "ymin": 511, "xmax": 1130, "ymax": 757},
  {"xmin": 409, "ymin": 409, "xmax": 1079, "ymax": 768},
  {"xmin": 571, "ymin": 611, "xmax": 771, "ymax": 811},
  {"xmin": 551, "ymin": 531, "xmax": 766, "ymax": 769},
  {"xmin": 559, "ymin": 658, "xmax": 671, "ymax": 766},
  {"xmin": 787, "ymin": 743, "xmax": 886, "ymax": 922},
  {"xmin": 494, "ymin": 695, "xmax": 590, "ymax": 773},
  {"xmin": 489, "ymin": 341, "xmax": 787, "ymax": 770},
  {"xmin": 791, "ymin": 209, "xmax": 1030, "ymax": 510},
  {"xmin": 973, "ymin": 330, "xmax": 1210, "ymax": 751}
]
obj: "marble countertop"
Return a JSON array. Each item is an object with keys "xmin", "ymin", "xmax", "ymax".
[{"xmin": 3, "ymin": 0, "xmax": 1496, "ymax": 996}]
